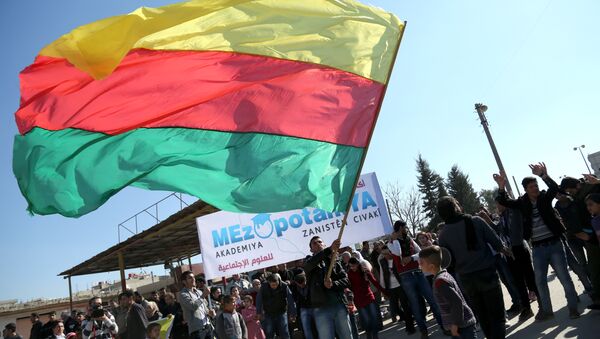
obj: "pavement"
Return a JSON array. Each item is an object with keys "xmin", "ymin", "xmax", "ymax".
[{"xmin": 367, "ymin": 270, "xmax": 599, "ymax": 338}]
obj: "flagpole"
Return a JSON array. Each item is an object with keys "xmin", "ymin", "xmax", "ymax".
[{"xmin": 326, "ymin": 21, "xmax": 407, "ymax": 280}]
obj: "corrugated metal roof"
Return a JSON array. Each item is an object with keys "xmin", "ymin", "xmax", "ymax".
[{"xmin": 59, "ymin": 200, "xmax": 219, "ymax": 276}]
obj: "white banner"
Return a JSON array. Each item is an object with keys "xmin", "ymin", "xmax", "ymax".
[{"xmin": 197, "ymin": 172, "xmax": 392, "ymax": 280}]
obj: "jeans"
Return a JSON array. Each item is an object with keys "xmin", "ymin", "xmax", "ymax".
[
  {"xmin": 460, "ymin": 267, "xmax": 505, "ymax": 339},
  {"xmin": 300, "ymin": 308, "xmax": 315, "ymax": 339},
  {"xmin": 399, "ymin": 271, "xmax": 443, "ymax": 332},
  {"xmin": 313, "ymin": 303, "xmax": 352, "ymax": 339},
  {"xmin": 563, "ymin": 238, "xmax": 593, "ymax": 291},
  {"xmin": 388, "ymin": 286, "xmax": 415, "ymax": 330},
  {"xmin": 349, "ymin": 309, "xmax": 360, "ymax": 339},
  {"xmin": 357, "ymin": 301, "xmax": 382, "ymax": 335},
  {"xmin": 261, "ymin": 313, "xmax": 290, "ymax": 339},
  {"xmin": 452, "ymin": 324, "xmax": 478, "ymax": 339},
  {"xmin": 532, "ymin": 239, "xmax": 578, "ymax": 313},
  {"xmin": 585, "ymin": 242, "xmax": 600, "ymax": 301},
  {"xmin": 506, "ymin": 244, "xmax": 536, "ymax": 307},
  {"xmin": 495, "ymin": 255, "xmax": 521, "ymax": 307},
  {"xmin": 568, "ymin": 237, "xmax": 589, "ymax": 269},
  {"xmin": 189, "ymin": 327, "xmax": 213, "ymax": 339}
]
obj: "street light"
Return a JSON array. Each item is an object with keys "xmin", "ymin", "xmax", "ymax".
[
  {"xmin": 475, "ymin": 103, "xmax": 515, "ymax": 198},
  {"xmin": 573, "ymin": 145, "xmax": 592, "ymax": 174}
]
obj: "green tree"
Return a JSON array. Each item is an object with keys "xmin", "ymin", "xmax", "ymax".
[
  {"xmin": 416, "ymin": 154, "xmax": 445, "ymax": 228},
  {"xmin": 446, "ymin": 165, "xmax": 480, "ymax": 214},
  {"xmin": 479, "ymin": 188, "xmax": 499, "ymax": 213}
]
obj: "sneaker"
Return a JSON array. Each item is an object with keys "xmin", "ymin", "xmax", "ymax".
[
  {"xmin": 534, "ymin": 311, "xmax": 554, "ymax": 322},
  {"xmin": 406, "ymin": 327, "xmax": 416, "ymax": 335},
  {"xmin": 518, "ymin": 307, "xmax": 534, "ymax": 322},
  {"xmin": 506, "ymin": 304, "xmax": 522, "ymax": 316},
  {"xmin": 569, "ymin": 309, "xmax": 581, "ymax": 319},
  {"xmin": 529, "ymin": 291, "xmax": 538, "ymax": 302}
]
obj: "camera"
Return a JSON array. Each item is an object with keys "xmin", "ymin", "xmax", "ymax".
[{"xmin": 91, "ymin": 308, "xmax": 105, "ymax": 318}]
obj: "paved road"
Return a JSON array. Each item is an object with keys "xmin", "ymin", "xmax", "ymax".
[{"xmin": 368, "ymin": 270, "xmax": 599, "ymax": 338}]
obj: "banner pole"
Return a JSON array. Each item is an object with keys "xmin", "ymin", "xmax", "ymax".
[{"xmin": 326, "ymin": 21, "xmax": 407, "ymax": 280}]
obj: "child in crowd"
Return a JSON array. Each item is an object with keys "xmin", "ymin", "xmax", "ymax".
[
  {"xmin": 419, "ymin": 246, "xmax": 477, "ymax": 339},
  {"xmin": 145, "ymin": 323, "xmax": 161, "ymax": 339},
  {"xmin": 216, "ymin": 295, "xmax": 247, "ymax": 339},
  {"xmin": 240, "ymin": 296, "xmax": 265, "ymax": 339}
]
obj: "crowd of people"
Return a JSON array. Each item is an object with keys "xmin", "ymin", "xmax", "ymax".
[{"xmin": 9, "ymin": 162, "xmax": 599, "ymax": 339}]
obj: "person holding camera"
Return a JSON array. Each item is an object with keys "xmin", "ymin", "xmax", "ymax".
[{"xmin": 82, "ymin": 297, "xmax": 118, "ymax": 339}]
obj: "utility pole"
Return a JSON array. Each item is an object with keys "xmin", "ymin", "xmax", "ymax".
[
  {"xmin": 573, "ymin": 145, "xmax": 592, "ymax": 174},
  {"xmin": 475, "ymin": 103, "xmax": 515, "ymax": 198}
]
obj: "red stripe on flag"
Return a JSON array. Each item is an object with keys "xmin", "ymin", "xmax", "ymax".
[{"xmin": 17, "ymin": 49, "xmax": 383, "ymax": 147}]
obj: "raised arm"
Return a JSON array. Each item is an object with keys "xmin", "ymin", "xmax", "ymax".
[{"xmin": 494, "ymin": 171, "xmax": 521, "ymax": 209}]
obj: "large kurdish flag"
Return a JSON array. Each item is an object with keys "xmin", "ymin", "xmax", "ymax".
[{"xmin": 13, "ymin": 0, "xmax": 404, "ymax": 217}]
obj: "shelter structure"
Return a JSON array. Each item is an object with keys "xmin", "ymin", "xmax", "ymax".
[{"xmin": 59, "ymin": 199, "xmax": 219, "ymax": 311}]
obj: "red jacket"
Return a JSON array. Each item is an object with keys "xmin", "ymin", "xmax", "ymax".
[{"xmin": 347, "ymin": 269, "xmax": 385, "ymax": 308}]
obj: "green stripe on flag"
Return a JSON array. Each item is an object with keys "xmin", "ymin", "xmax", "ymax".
[{"xmin": 13, "ymin": 127, "xmax": 362, "ymax": 217}]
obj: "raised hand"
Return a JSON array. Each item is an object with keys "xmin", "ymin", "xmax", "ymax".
[
  {"xmin": 529, "ymin": 162, "xmax": 548, "ymax": 177},
  {"xmin": 539, "ymin": 162, "xmax": 547, "ymax": 176},
  {"xmin": 493, "ymin": 172, "xmax": 506, "ymax": 189},
  {"xmin": 583, "ymin": 174, "xmax": 600, "ymax": 184}
]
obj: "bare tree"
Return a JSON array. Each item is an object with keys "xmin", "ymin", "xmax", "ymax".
[{"xmin": 384, "ymin": 182, "xmax": 427, "ymax": 235}]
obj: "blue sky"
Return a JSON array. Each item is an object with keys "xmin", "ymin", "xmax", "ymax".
[{"xmin": 0, "ymin": 0, "xmax": 597, "ymax": 301}]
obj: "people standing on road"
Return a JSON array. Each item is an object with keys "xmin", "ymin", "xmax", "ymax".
[
  {"xmin": 304, "ymin": 236, "xmax": 353, "ymax": 339},
  {"xmin": 437, "ymin": 196, "xmax": 509, "ymax": 339},
  {"xmin": 419, "ymin": 246, "xmax": 478, "ymax": 339},
  {"xmin": 255, "ymin": 273, "xmax": 296, "ymax": 339},
  {"xmin": 495, "ymin": 163, "xmax": 580, "ymax": 321},
  {"xmin": 388, "ymin": 220, "xmax": 444, "ymax": 339},
  {"xmin": 46, "ymin": 321, "xmax": 66, "ymax": 339},
  {"xmin": 347, "ymin": 257, "xmax": 385, "ymax": 339},
  {"xmin": 82, "ymin": 297, "xmax": 118, "ymax": 339},
  {"xmin": 117, "ymin": 291, "xmax": 146, "ymax": 339},
  {"xmin": 179, "ymin": 271, "xmax": 215, "ymax": 339},
  {"xmin": 240, "ymin": 295, "xmax": 265, "ymax": 339},
  {"xmin": 562, "ymin": 175, "xmax": 600, "ymax": 310},
  {"xmin": 30, "ymin": 313, "xmax": 44, "ymax": 339},
  {"xmin": 377, "ymin": 246, "xmax": 416, "ymax": 334},
  {"xmin": 215, "ymin": 295, "xmax": 248, "ymax": 339},
  {"xmin": 4, "ymin": 323, "xmax": 23, "ymax": 339}
]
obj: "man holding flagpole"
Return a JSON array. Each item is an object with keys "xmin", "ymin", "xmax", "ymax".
[{"xmin": 304, "ymin": 236, "xmax": 352, "ymax": 339}]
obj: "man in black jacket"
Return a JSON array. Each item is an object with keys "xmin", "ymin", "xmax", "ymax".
[
  {"xmin": 256, "ymin": 273, "xmax": 296, "ymax": 339},
  {"xmin": 304, "ymin": 236, "xmax": 352, "ymax": 339},
  {"xmin": 30, "ymin": 313, "xmax": 43, "ymax": 339},
  {"xmin": 118, "ymin": 291, "xmax": 148, "ymax": 339},
  {"xmin": 494, "ymin": 162, "xmax": 580, "ymax": 320}
]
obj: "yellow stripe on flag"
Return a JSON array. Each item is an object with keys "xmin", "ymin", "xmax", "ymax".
[
  {"xmin": 40, "ymin": 0, "xmax": 403, "ymax": 83},
  {"xmin": 149, "ymin": 314, "xmax": 174, "ymax": 339}
]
